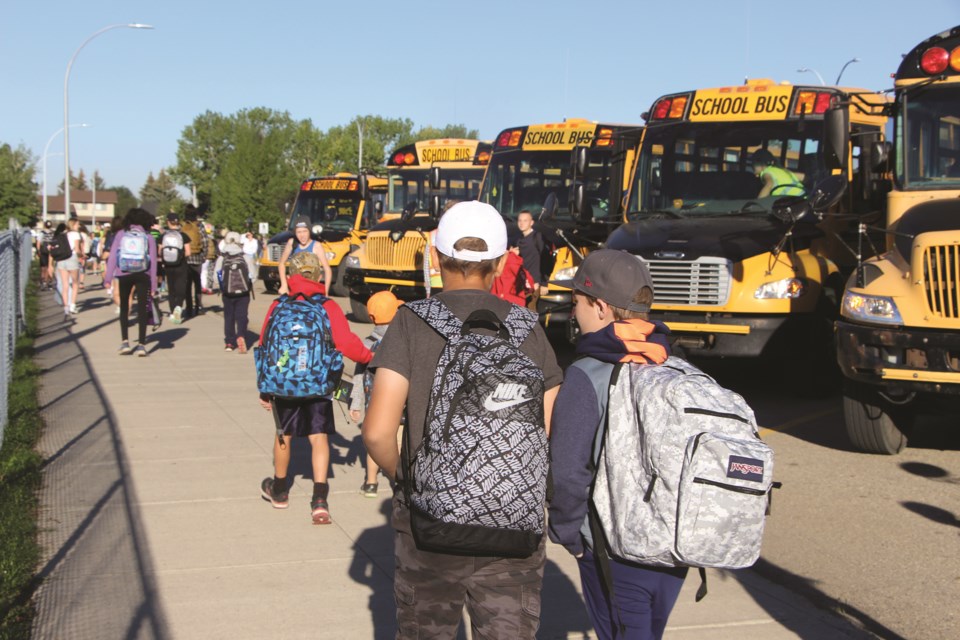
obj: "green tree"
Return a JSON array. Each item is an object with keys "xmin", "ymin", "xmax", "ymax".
[
  {"xmin": 413, "ymin": 124, "xmax": 480, "ymax": 142},
  {"xmin": 170, "ymin": 110, "xmax": 233, "ymax": 211},
  {"xmin": 109, "ymin": 185, "xmax": 138, "ymax": 222},
  {"xmin": 210, "ymin": 108, "xmax": 306, "ymax": 231},
  {"xmin": 57, "ymin": 169, "xmax": 89, "ymax": 194},
  {"xmin": 91, "ymin": 170, "xmax": 107, "ymax": 192},
  {"xmin": 0, "ymin": 143, "xmax": 38, "ymax": 225},
  {"xmin": 139, "ymin": 169, "xmax": 183, "ymax": 220}
]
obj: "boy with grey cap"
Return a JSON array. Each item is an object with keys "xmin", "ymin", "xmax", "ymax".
[
  {"xmin": 362, "ymin": 201, "xmax": 563, "ymax": 638},
  {"xmin": 548, "ymin": 249, "xmax": 684, "ymax": 640}
]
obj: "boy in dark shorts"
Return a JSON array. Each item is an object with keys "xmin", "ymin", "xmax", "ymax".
[
  {"xmin": 257, "ymin": 252, "xmax": 371, "ymax": 524},
  {"xmin": 362, "ymin": 201, "xmax": 563, "ymax": 638}
]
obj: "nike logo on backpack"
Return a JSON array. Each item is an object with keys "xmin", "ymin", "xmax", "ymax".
[{"xmin": 483, "ymin": 383, "xmax": 533, "ymax": 412}]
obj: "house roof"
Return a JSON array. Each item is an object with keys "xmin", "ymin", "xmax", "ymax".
[{"xmin": 41, "ymin": 191, "xmax": 119, "ymax": 212}]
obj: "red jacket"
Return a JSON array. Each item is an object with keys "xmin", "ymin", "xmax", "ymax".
[
  {"xmin": 491, "ymin": 251, "xmax": 533, "ymax": 306},
  {"xmin": 259, "ymin": 275, "xmax": 372, "ymax": 365}
]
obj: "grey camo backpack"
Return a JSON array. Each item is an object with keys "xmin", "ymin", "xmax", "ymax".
[
  {"xmin": 591, "ymin": 356, "xmax": 778, "ymax": 593},
  {"xmin": 403, "ymin": 297, "xmax": 547, "ymax": 558}
]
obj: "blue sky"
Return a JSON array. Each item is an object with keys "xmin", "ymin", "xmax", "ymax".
[{"xmin": 2, "ymin": 1, "xmax": 957, "ymax": 196}]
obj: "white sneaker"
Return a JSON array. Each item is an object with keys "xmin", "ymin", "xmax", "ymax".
[
  {"xmin": 114, "ymin": 306, "xmax": 121, "ymax": 315},
  {"xmin": 171, "ymin": 305, "xmax": 182, "ymax": 324},
  {"xmin": 69, "ymin": 304, "xmax": 78, "ymax": 315}
]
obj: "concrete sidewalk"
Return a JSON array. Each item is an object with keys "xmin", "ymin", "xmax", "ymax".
[{"xmin": 31, "ymin": 275, "xmax": 875, "ymax": 639}]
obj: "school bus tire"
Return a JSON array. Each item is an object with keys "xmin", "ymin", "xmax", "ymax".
[
  {"xmin": 328, "ymin": 266, "xmax": 347, "ymax": 298},
  {"xmin": 842, "ymin": 381, "xmax": 909, "ymax": 455},
  {"xmin": 349, "ymin": 294, "xmax": 372, "ymax": 323},
  {"xmin": 262, "ymin": 280, "xmax": 279, "ymax": 294}
]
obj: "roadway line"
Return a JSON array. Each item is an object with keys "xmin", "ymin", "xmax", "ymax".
[
  {"xmin": 758, "ymin": 407, "xmax": 840, "ymax": 437},
  {"xmin": 666, "ymin": 618, "xmax": 778, "ymax": 631}
]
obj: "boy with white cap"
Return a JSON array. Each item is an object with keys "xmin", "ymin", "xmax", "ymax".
[{"xmin": 362, "ymin": 201, "xmax": 562, "ymax": 638}]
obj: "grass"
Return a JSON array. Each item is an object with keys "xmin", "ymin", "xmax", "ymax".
[{"xmin": 0, "ymin": 276, "xmax": 41, "ymax": 639}]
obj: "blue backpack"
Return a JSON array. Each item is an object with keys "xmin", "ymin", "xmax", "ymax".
[
  {"xmin": 254, "ymin": 293, "xmax": 344, "ymax": 399},
  {"xmin": 117, "ymin": 229, "xmax": 150, "ymax": 273}
]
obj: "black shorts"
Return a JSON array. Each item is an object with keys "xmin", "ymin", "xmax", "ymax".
[{"xmin": 273, "ymin": 397, "xmax": 335, "ymax": 437}]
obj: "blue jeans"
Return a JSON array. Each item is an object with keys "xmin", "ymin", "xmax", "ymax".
[
  {"xmin": 577, "ymin": 547, "xmax": 687, "ymax": 640},
  {"xmin": 222, "ymin": 294, "xmax": 249, "ymax": 346}
]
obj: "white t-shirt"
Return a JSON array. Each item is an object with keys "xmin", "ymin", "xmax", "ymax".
[{"xmin": 67, "ymin": 230, "xmax": 82, "ymax": 257}]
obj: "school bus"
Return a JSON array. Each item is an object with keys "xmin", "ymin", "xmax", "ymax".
[
  {"xmin": 478, "ymin": 119, "xmax": 642, "ymax": 325},
  {"xmin": 341, "ymin": 139, "xmax": 490, "ymax": 321},
  {"xmin": 604, "ymin": 79, "xmax": 888, "ymax": 377},
  {"xmin": 836, "ymin": 25, "xmax": 960, "ymax": 453},
  {"xmin": 259, "ymin": 173, "xmax": 386, "ymax": 295}
]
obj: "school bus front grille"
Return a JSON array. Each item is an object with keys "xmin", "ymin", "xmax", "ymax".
[
  {"xmin": 923, "ymin": 245, "xmax": 960, "ymax": 319},
  {"xmin": 267, "ymin": 244, "xmax": 283, "ymax": 263},
  {"xmin": 642, "ymin": 257, "xmax": 731, "ymax": 306},
  {"xmin": 366, "ymin": 235, "xmax": 427, "ymax": 270}
]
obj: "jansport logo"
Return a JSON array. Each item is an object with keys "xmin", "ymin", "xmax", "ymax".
[
  {"xmin": 726, "ymin": 455, "xmax": 764, "ymax": 482},
  {"xmin": 483, "ymin": 382, "xmax": 533, "ymax": 412}
]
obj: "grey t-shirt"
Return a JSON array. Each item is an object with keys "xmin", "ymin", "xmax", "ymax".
[{"xmin": 371, "ymin": 289, "xmax": 563, "ymax": 470}]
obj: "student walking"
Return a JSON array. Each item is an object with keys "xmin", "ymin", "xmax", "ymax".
[
  {"xmin": 256, "ymin": 251, "xmax": 371, "ymax": 524},
  {"xmin": 54, "ymin": 218, "xmax": 83, "ymax": 318},
  {"xmin": 104, "ymin": 209, "xmax": 158, "ymax": 357},
  {"xmin": 277, "ymin": 216, "xmax": 332, "ymax": 295},
  {"xmin": 217, "ymin": 232, "xmax": 253, "ymax": 352},
  {"xmin": 349, "ymin": 290, "xmax": 404, "ymax": 498},
  {"xmin": 362, "ymin": 201, "xmax": 563, "ymax": 638},
  {"xmin": 547, "ymin": 249, "xmax": 685, "ymax": 640},
  {"xmin": 160, "ymin": 213, "xmax": 192, "ymax": 324},
  {"xmin": 181, "ymin": 205, "xmax": 206, "ymax": 318}
]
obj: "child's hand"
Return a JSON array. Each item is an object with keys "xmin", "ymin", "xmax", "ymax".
[
  {"xmin": 350, "ymin": 409, "xmax": 361, "ymax": 423},
  {"xmin": 258, "ymin": 395, "xmax": 272, "ymax": 411}
]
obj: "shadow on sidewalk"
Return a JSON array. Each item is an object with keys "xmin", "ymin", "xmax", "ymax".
[{"xmin": 32, "ymin": 291, "xmax": 169, "ymax": 639}]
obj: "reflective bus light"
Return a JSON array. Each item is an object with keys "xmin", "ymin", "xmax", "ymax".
[
  {"xmin": 652, "ymin": 99, "xmax": 672, "ymax": 120},
  {"xmin": 668, "ymin": 96, "xmax": 688, "ymax": 118},
  {"xmin": 393, "ymin": 152, "xmax": 405, "ymax": 165},
  {"xmin": 920, "ymin": 47, "xmax": 949, "ymax": 74},
  {"xmin": 814, "ymin": 92, "xmax": 833, "ymax": 114},
  {"xmin": 950, "ymin": 46, "xmax": 960, "ymax": 72},
  {"xmin": 595, "ymin": 128, "xmax": 614, "ymax": 147},
  {"xmin": 496, "ymin": 129, "xmax": 523, "ymax": 148},
  {"xmin": 404, "ymin": 152, "xmax": 416, "ymax": 165}
]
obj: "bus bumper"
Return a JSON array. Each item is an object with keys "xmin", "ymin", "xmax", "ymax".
[
  {"xmin": 836, "ymin": 320, "xmax": 960, "ymax": 395},
  {"xmin": 652, "ymin": 312, "xmax": 791, "ymax": 358},
  {"xmin": 343, "ymin": 267, "xmax": 429, "ymax": 302}
]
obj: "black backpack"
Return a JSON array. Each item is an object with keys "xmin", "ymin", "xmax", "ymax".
[
  {"xmin": 402, "ymin": 298, "xmax": 547, "ymax": 558},
  {"xmin": 47, "ymin": 233, "xmax": 73, "ymax": 262},
  {"xmin": 221, "ymin": 254, "xmax": 252, "ymax": 297}
]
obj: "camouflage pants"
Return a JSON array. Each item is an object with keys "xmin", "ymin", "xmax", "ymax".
[{"xmin": 393, "ymin": 525, "xmax": 545, "ymax": 638}]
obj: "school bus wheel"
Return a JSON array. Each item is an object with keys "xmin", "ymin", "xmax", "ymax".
[
  {"xmin": 842, "ymin": 381, "xmax": 910, "ymax": 455},
  {"xmin": 349, "ymin": 295, "xmax": 372, "ymax": 323}
]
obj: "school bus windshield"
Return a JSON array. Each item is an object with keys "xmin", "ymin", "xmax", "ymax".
[
  {"xmin": 386, "ymin": 168, "xmax": 483, "ymax": 212},
  {"xmin": 289, "ymin": 191, "xmax": 363, "ymax": 232},
  {"xmin": 628, "ymin": 121, "xmax": 825, "ymax": 218},
  {"xmin": 897, "ymin": 84, "xmax": 960, "ymax": 189},
  {"xmin": 479, "ymin": 150, "xmax": 617, "ymax": 221}
]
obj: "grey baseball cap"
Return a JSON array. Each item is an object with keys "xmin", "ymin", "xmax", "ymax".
[{"xmin": 549, "ymin": 249, "xmax": 654, "ymax": 312}]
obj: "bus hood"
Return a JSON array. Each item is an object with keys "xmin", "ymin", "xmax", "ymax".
[
  {"xmin": 605, "ymin": 216, "xmax": 822, "ymax": 263},
  {"xmin": 266, "ymin": 228, "xmax": 351, "ymax": 246}
]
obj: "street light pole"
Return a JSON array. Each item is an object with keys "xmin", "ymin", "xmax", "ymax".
[
  {"xmin": 64, "ymin": 23, "xmax": 153, "ymax": 223},
  {"xmin": 835, "ymin": 57, "xmax": 861, "ymax": 85},
  {"xmin": 357, "ymin": 119, "xmax": 364, "ymax": 172},
  {"xmin": 43, "ymin": 123, "xmax": 89, "ymax": 223},
  {"xmin": 797, "ymin": 67, "xmax": 826, "ymax": 85}
]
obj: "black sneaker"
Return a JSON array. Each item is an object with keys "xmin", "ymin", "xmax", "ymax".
[
  {"xmin": 360, "ymin": 482, "xmax": 379, "ymax": 498},
  {"xmin": 260, "ymin": 477, "xmax": 288, "ymax": 509}
]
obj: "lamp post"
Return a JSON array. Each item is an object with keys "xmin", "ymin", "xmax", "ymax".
[
  {"xmin": 797, "ymin": 67, "xmax": 826, "ymax": 85},
  {"xmin": 43, "ymin": 123, "xmax": 89, "ymax": 223},
  {"xmin": 356, "ymin": 119, "xmax": 364, "ymax": 172},
  {"xmin": 64, "ymin": 23, "xmax": 153, "ymax": 223},
  {"xmin": 835, "ymin": 57, "xmax": 861, "ymax": 85}
]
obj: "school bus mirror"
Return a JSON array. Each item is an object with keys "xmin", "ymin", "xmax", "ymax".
[
  {"xmin": 402, "ymin": 201, "xmax": 418, "ymax": 223},
  {"xmin": 430, "ymin": 166, "xmax": 442, "ymax": 190},
  {"xmin": 871, "ymin": 140, "xmax": 891, "ymax": 172},
  {"xmin": 572, "ymin": 146, "xmax": 588, "ymax": 177},
  {"xmin": 430, "ymin": 195, "xmax": 441, "ymax": 218},
  {"xmin": 374, "ymin": 200, "xmax": 383, "ymax": 215},
  {"xmin": 809, "ymin": 175, "xmax": 847, "ymax": 211},
  {"xmin": 771, "ymin": 196, "xmax": 812, "ymax": 224},
  {"xmin": 824, "ymin": 106, "xmax": 849, "ymax": 172},
  {"xmin": 358, "ymin": 174, "xmax": 369, "ymax": 199},
  {"xmin": 540, "ymin": 193, "xmax": 559, "ymax": 222},
  {"xmin": 572, "ymin": 184, "xmax": 588, "ymax": 221}
]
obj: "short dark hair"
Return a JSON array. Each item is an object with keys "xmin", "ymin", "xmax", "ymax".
[
  {"xmin": 123, "ymin": 208, "xmax": 155, "ymax": 231},
  {"xmin": 578, "ymin": 286, "xmax": 654, "ymax": 321},
  {"xmin": 437, "ymin": 237, "xmax": 501, "ymax": 279}
]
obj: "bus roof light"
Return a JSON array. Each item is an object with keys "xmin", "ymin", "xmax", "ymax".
[
  {"xmin": 668, "ymin": 96, "xmax": 688, "ymax": 118},
  {"xmin": 920, "ymin": 46, "xmax": 949, "ymax": 74},
  {"xmin": 813, "ymin": 92, "xmax": 832, "ymax": 114},
  {"xmin": 496, "ymin": 129, "xmax": 523, "ymax": 148},
  {"xmin": 404, "ymin": 152, "xmax": 416, "ymax": 165},
  {"xmin": 393, "ymin": 152, "xmax": 405, "ymax": 165},
  {"xmin": 795, "ymin": 91, "xmax": 815, "ymax": 115},
  {"xmin": 652, "ymin": 98, "xmax": 672, "ymax": 120},
  {"xmin": 595, "ymin": 128, "xmax": 614, "ymax": 147},
  {"xmin": 950, "ymin": 46, "xmax": 960, "ymax": 73}
]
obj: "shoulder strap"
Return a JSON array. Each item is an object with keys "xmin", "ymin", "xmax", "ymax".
[
  {"xmin": 405, "ymin": 297, "xmax": 462, "ymax": 339},
  {"xmin": 501, "ymin": 304, "xmax": 538, "ymax": 348}
]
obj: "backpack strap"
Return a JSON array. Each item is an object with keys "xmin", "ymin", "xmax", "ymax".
[{"xmin": 405, "ymin": 297, "xmax": 463, "ymax": 339}]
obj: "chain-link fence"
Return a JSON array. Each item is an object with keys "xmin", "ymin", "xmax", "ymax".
[{"xmin": 0, "ymin": 222, "xmax": 33, "ymax": 450}]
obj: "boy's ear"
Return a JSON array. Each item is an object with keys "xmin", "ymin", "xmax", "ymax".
[{"xmin": 494, "ymin": 253, "xmax": 508, "ymax": 278}]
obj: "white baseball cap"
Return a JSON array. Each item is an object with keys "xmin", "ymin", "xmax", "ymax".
[{"xmin": 435, "ymin": 201, "xmax": 507, "ymax": 262}]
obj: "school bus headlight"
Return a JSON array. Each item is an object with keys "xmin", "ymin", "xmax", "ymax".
[
  {"xmin": 754, "ymin": 278, "xmax": 805, "ymax": 299},
  {"xmin": 344, "ymin": 255, "xmax": 360, "ymax": 269},
  {"xmin": 552, "ymin": 265, "xmax": 578, "ymax": 283},
  {"xmin": 841, "ymin": 292, "xmax": 903, "ymax": 325}
]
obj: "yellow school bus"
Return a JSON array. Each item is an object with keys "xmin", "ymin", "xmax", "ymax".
[
  {"xmin": 259, "ymin": 173, "xmax": 386, "ymax": 295},
  {"xmin": 342, "ymin": 139, "xmax": 490, "ymax": 321},
  {"xmin": 836, "ymin": 25, "xmax": 960, "ymax": 453},
  {"xmin": 605, "ymin": 79, "xmax": 888, "ymax": 376},
  {"xmin": 478, "ymin": 119, "xmax": 642, "ymax": 325}
]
